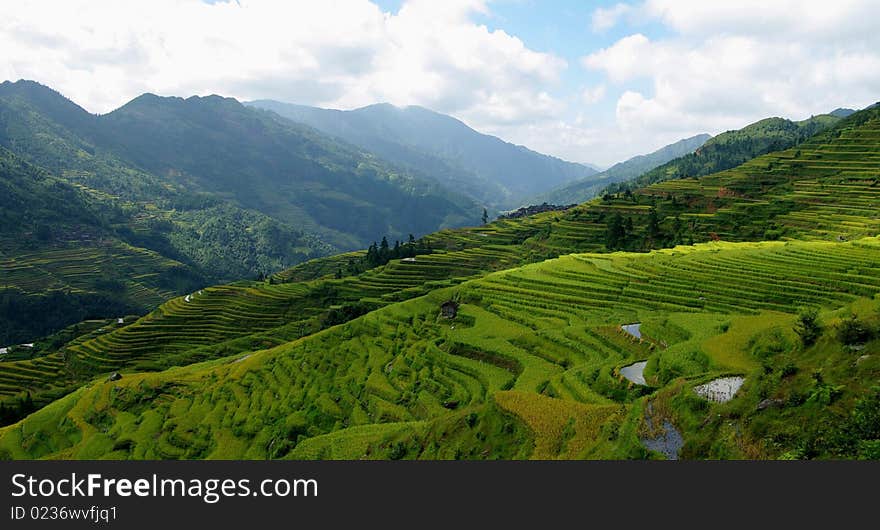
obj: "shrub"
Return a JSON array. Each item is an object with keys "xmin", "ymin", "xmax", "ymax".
[
  {"xmin": 387, "ymin": 441, "xmax": 407, "ymax": 460},
  {"xmin": 837, "ymin": 314, "xmax": 873, "ymax": 345},
  {"xmin": 779, "ymin": 362, "xmax": 798, "ymax": 378},
  {"xmin": 794, "ymin": 308, "xmax": 821, "ymax": 347}
]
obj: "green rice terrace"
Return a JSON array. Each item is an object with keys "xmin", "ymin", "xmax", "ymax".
[
  {"xmin": 0, "ymin": 211, "xmax": 561, "ymax": 410},
  {"xmin": 1, "ymin": 237, "xmax": 878, "ymax": 459},
  {"xmin": 1, "ymin": 243, "xmax": 185, "ymax": 305},
  {"xmin": 0, "ymin": 105, "xmax": 879, "ymax": 459}
]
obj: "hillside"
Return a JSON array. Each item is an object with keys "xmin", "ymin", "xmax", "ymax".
[
  {"xmin": 1, "ymin": 103, "xmax": 879, "ymax": 458},
  {"xmin": 605, "ymin": 114, "xmax": 842, "ymax": 194},
  {"xmin": 0, "ymin": 81, "xmax": 337, "ymax": 340},
  {"xmin": 0, "ymin": 81, "xmax": 342, "ymax": 276},
  {"xmin": 2, "ymin": 237, "xmax": 877, "ymax": 459},
  {"xmin": 0, "ymin": 213, "xmax": 557, "ymax": 411},
  {"xmin": 0, "ymin": 146, "xmax": 200, "ymax": 345},
  {"xmin": 533, "ymin": 134, "xmax": 712, "ymax": 205},
  {"xmin": 247, "ymin": 100, "xmax": 599, "ymax": 208}
]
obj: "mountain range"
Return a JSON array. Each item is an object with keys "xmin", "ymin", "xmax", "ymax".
[
  {"xmin": 1, "ymin": 80, "xmax": 858, "ymax": 346},
  {"xmin": 246, "ymin": 100, "xmax": 600, "ymax": 208}
]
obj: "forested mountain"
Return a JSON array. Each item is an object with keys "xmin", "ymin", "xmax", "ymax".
[
  {"xmin": 95, "ymin": 94, "xmax": 479, "ymax": 248},
  {"xmin": 0, "ymin": 81, "xmax": 339, "ymax": 279},
  {"xmin": 0, "ymin": 81, "xmax": 481, "ymax": 250},
  {"xmin": 247, "ymin": 100, "xmax": 600, "ymax": 208},
  {"xmin": 605, "ymin": 114, "xmax": 842, "ymax": 193},
  {"xmin": 533, "ymin": 133, "xmax": 711, "ymax": 205},
  {"xmin": 0, "ymin": 80, "xmax": 481, "ymax": 342},
  {"xmin": 3, "ymin": 102, "xmax": 878, "ymax": 460}
]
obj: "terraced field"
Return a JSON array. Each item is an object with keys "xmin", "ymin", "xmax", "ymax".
[
  {"xmin": 3, "ymin": 237, "xmax": 878, "ymax": 459},
  {"xmin": 0, "ymin": 242, "xmax": 184, "ymax": 305},
  {"xmin": 0, "ymin": 211, "xmax": 561, "ymax": 407},
  {"xmin": 643, "ymin": 110, "xmax": 880, "ymax": 241},
  {"xmin": 3, "ymin": 107, "xmax": 879, "ymax": 421}
]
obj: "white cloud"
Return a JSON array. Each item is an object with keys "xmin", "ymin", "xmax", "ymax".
[
  {"xmin": 0, "ymin": 0, "xmax": 566, "ymax": 136},
  {"xmin": 581, "ymin": 84, "xmax": 606, "ymax": 105},
  {"xmin": 591, "ymin": 3, "xmax": 633, "ymax": 32},
  {"xmin": 582, "ymin": 33, "xmax": 651, "ymax": 83},
  {"xmin": 573, "ymin": 0, "xmax": 880, "ymax": 165}
]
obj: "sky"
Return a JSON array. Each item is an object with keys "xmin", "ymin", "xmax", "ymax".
[{"xmin": 2, "ymin": 0, "xmax": 879, "ymax": 167}]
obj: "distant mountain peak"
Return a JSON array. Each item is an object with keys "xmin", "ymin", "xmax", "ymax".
[
  {"xmin": 830, "ymin": 108, "xmax": 856, "ymax": 118},
  {"xmin": 1, "ymin": 78, "xmax": 77, "ymax": 103}
]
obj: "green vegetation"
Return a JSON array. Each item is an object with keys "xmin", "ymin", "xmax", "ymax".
[
  {"xmin": 795, "ymin": 308, "xmax": 822, "ymax": 347},
  {"xmin": 1, "ymin": 87, "xmax": 878, "ymax": 460},
  {"xmin": 0, "ymin": 145, "xmax": 202, "ymax": 343},
  {"xmin": 0, "ymin": 211, "xmax": 560, "ymax": 414}
]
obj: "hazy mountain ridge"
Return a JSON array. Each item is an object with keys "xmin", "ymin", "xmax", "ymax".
[
  {"xmin": 0, "ymin": 82, "xmax": 336, "ymax": 277},
  {"xmin": 532, "ymin": 133, "xmax": 712, "ymax": 205},
  {"xmin": 247, "ymin": 99, "xmax": 600, "ymax": 208}
]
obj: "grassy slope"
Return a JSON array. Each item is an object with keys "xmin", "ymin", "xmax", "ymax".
[
  {"xmin": 2, "ymin": 237, "xmax": 878, "ymax": 459},
  {"xmin": 0, "ymin": 213, "xmax": 556, "ymax": 406}
]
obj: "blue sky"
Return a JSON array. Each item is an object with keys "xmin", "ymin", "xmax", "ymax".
[
  {"xmin": 3, "ymin": 1, "xmax": 879, "ymax": 166},
  {"xmin": 374, "ymin": 0, "xmax": 665, "ymax": 130}
]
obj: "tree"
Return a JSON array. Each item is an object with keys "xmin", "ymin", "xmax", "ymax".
[
  {"xmin": 366, "ymin": 242, "xmax": 379, "ymax": 266},
  {"xmin": 605, "ymin": 213, "xmax": 625, "ymax": 250},
  {"xmin": 379, "ymin": 236, "xmax": 390, "ymax": 263},
  {"xmin": 646, "ymin": 208, "xmax": 662, "ymax": 245},
  {"xmin": 795, "ymin": 308, "xmax": 821, "ymax": 347},
  {"xmin": 671, "ymin": 216, "xmax": 683, "ymax": 244},
  {"xmin": 481, "ymin": 208, "xmax": 488, "ymax": 225}
]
